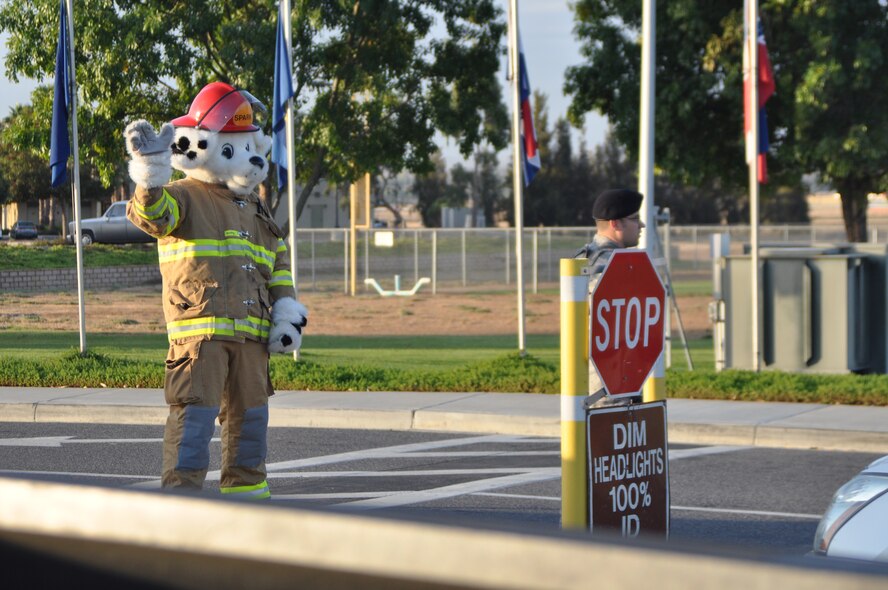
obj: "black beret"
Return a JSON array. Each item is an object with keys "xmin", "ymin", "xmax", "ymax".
[{"xmin": 592, "ymin": 189, "xmax": 644, "ymax": 221}]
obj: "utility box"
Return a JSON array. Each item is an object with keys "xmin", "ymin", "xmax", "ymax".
[
  {"xmin": 851, "ymin": 244, "xmax": 888, "ymax": 373},
  {"xmin": 712, "ymin": 243, "xmax": 874, "ymax": 373}
]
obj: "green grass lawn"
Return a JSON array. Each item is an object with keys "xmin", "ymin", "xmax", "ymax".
[
  {"xmin": 3, "ymin": 331, "xmax": 886, "ymax": 405},
  {"xmin": 670, "ymin": 279, "xmax": 712, "ymax": 297},
  {"xmin": 0, "ymin": 331, "xmax": 713, "ymax": 371},
  {"xmin": 0, "ymin": 243, "xmax": 157, "ymax": 270}
]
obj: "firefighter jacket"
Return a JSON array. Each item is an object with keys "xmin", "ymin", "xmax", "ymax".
[{"xmin": 127, "ymin": 177, "xmax": 296, "ymax": 344}]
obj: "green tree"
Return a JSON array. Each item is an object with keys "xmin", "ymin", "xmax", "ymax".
[
  {"xmin": 0, "ymin": 105, "xmax": 56, "ymax": 206},
  {"xmin": 0, "ymin": 102, "xmax": 107, "ymax": 232},
  {"xmin": 413, "ymin": 150, "xmax": 456, "ymax": 228},
  {"xmin": 0, "ymin": 0, "xmax": 508, "ymax": 229},
  {"xmin": 450, "ymin": 147, "xmax": 502, "ymax": 227},
  {"xmin": 566, "ymin": 0, "xmax": 882, "ymax": 240},
  {"xmin": 786, "ymin": 2, "xmax": 888, "ymax": 240}
]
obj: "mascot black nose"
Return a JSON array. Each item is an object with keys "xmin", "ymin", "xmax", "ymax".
[{"xmin": 250, "ymin": 156, "xmax": 265, "ymax": 169}]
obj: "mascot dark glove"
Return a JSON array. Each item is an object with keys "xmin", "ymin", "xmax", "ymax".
[{"xmin": 268, "ymin": 297, "xmax": 309, "ymax": 354}]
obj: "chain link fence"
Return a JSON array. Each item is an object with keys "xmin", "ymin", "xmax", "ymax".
[{"xmin": 290, "ymin": 224, "xmax": 885, "ymax": 293}]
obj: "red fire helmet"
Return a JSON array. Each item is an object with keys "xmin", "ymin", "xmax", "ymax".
[{"xmin": 170, "ymin": 81, "xmax": 266, "ymax": 133}]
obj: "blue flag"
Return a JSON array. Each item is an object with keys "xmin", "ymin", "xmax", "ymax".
[
  {"xmin": 271, "ymin": 2, "xmax": 295, "ymax": 191},
  {"xmin": 50, "ymin": 0, "xmax": 71, "ymax": 187}
]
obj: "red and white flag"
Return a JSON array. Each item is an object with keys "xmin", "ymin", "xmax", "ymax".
[
  {"xmin": 744, "ymin": 3, "xmax": 776, "ymax": 184},
  {"xmin": 518, "ymin": 36, "xmax": 540, "ymax": 185}
]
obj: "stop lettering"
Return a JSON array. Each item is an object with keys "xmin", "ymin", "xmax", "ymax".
[
  {"xmin": 593, "ymin": 296, "xmax": 661, "ymax": 352},
  {"xmin": 589, "ymin": 250, "xmax": 666, "ymax": 397}
]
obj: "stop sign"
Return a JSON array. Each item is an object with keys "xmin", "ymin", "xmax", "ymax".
[{"xmin": 589, "ymin": 250, "xmax": 666, "ymax": 397}]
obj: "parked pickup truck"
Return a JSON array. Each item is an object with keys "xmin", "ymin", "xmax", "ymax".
[{"xmin": 67, "ymin": 200, "xmax": 154, "ymax": 245}]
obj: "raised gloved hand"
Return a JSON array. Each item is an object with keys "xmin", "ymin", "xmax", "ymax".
[
  {"xmin": 126, "ymin": 120, "xmax": 175, "ymax": 155},
  {"xmin": 267, "ymin": 297, "xmax": 309, "ymax": 354},
  {"xmin": 124, "ymin": 120, "xmax": 174, "ymax": 188}
]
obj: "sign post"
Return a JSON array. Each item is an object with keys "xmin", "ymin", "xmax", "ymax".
[
  {"xmin": 349, "ymin": 173, "xmax": 371, "ymax": 296},
  {"xmin": 587, "ymin": 249, "xmax": 669, "ymax": 537}
]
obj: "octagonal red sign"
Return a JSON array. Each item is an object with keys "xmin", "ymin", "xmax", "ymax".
[{"xmin": 589, "ymin": 250, "xmax": 666, "ymax": 397}]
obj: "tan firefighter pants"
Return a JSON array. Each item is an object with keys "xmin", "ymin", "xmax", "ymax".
[{"xmin": 162, "ymin": 338, "xmax": 273, "ymax": 499}]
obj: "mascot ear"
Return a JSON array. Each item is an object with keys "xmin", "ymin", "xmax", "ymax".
[{"xmin": 256, "ymin": 132, "xmax": 273, "ymax": 156}]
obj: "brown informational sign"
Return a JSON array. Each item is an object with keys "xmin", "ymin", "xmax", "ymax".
[{"xmin": 587, "ymin": 401, "xmax": 669, "ymax": 537}]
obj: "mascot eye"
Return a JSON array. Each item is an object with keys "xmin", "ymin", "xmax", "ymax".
[
  {"xmin": 245, "ymin": 144, "xmax": 251, "ymax": 152},
  {"xmin": 221, "ymin": 143, "xmax": 234, "ymax": 159}
]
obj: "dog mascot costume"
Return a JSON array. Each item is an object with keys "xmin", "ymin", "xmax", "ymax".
[{"xmin": 124, "ymin": 81, "xmax": 308, "ymax": 499}]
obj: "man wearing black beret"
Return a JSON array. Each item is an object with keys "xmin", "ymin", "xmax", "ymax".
[
  {"xmin": 583, "ymin": 188, "xmax": 646, "ymax": 406},
  {"xmin": 577, "ymin": 188, "xmax": 645, "ymax": 267}
]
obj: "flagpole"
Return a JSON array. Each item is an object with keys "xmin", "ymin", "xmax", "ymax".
[
  {"xmin": 283, "ymin": 0, "xmax": 297, "ymax": 298},
  {"xmin": 746, "ymin": 0, "xmax": 761, "ymax": 372},
  {"xmin": 638, "ymin": 0, "xmax": 664, "ymax": 401},
  {"xmin": 638, "ymin": 0, "xmax": 655, "ymax": 244},
  {"xmin": 65, "ymin": 0, "xmax": 86, "ymax": 355},
  {"xmin": 508, "ymin": 0, "xmax": 526, "ymax": 357},
  {"xmin": 279, "ymin": 0, "xmax": 300, "ymax": 360}
]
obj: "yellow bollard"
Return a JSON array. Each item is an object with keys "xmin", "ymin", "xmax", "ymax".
[
  {"xmin": 642, "ymin": 284, "xmax": 667, "ymax": 402},
  {"xmin": 642, "ymin": 356, "xmax": 666, "ymax": 402},
  {"xmin": 560, "ymin": 258, "xmax": 589, "ymax": 529}
]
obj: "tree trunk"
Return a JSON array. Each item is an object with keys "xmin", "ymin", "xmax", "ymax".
[
  {"xmin": 836, "ymin": 180, "xmax": 868, "ymax": 242},
  {"xmin": 378, "ymin": 200, "xmax": 403, "ymax": 227},
  {"xmin": 59, "ymin": 195, "xmax": 71, "ymax": 240},
  {"xmin": 375, "ymin": 174, "xmax": 404, "ymax": 228}
]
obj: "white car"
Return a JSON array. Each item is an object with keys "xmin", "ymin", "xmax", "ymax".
[{"xmin": 813, "ymin": 455, "xmax": 888, "ymax": 562}]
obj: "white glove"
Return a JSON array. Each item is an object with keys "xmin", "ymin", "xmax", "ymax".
[
  {"xmin": 124, "ymin": 120, "xmax": 174, "ymax": 188},
  {"xmin": 267, "ymin": 297, "xmax": 308, "ymax": 354}
]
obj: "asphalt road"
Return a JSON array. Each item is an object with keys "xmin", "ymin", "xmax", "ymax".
[{"xmin": 0, "ymin": 422, "xmax": 881, "ymax": 557}]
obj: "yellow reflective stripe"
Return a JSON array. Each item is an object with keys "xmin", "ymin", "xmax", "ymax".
[
  {"xmin": 234, "ymin": 317, "xmax": 271, "ymax": 338},
  {"xmin": 221, "ymin": 480, "xmax": 270, "ymax": 499},
  {"xmin": 166, "ymin": 316, "xmax": 270, "ymax": 340},
  {"xmin": 161, "ymin": 192, "xmax": 181, "ymax": 235},
  {"xmin": 276, "ymin": 239, "xmax": 288, "ymax": 253},
  {"xmin": 133, "ymin": 190, "xmax": 180, "ymax": 235},
  {"xmin": 131, "ymin": 190, "xmax": 170, "ymax": 219},
  {"xmin": 269, "ymin": 270, "xmax": 293, "ymax": 288},
  {"xmin": 167, "ymin": 317, "xmax": 236, "ymax": 340},
  {"xmin": 133, "ymin": 196, "xmax": 167, "ymax": 220},
  {"xmin": 160, "ymin": 238, "xmax": 276, "ymax": 264},
  {"xmin": 158, "ymin": 238, "xmax": 275, "ymax": 270}
]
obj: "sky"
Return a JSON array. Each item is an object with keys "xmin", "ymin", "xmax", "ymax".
[{"xmin": 0, "ymin": 1, "xmax": 609, "ymax": 167}]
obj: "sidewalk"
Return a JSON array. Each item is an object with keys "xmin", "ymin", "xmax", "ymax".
[{"xmin": 1, "ymin": 387, "xmax": 887, "ymax": 453}]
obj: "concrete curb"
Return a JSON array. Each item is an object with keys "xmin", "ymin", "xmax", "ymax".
[
  {"xmin": 3, "ymin": 402, "xmax": 887, "ymax": 454},
  {"xmin": 667, "ymin": 423, "xmax": 888, "ymax": 453}
]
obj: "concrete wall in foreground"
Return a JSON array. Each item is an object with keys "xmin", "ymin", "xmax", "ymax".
[
  {"xmin": 0, "ymin": 265, "xmax": 160, "ymax": 293},
  {"xmin": 1, "ymin": 476, "xmax": 886, "ymax": 590}
]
